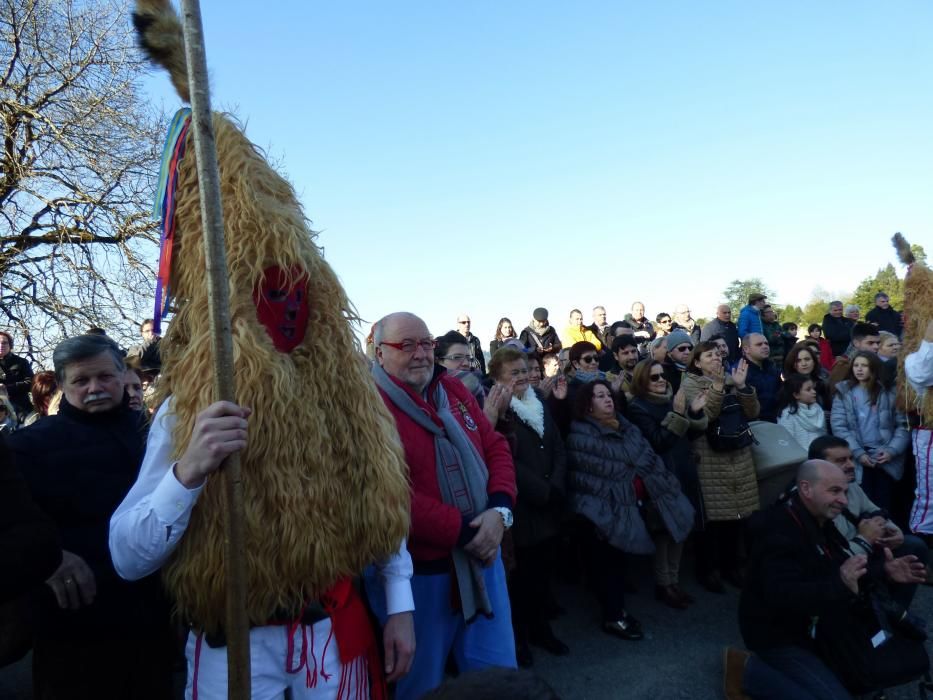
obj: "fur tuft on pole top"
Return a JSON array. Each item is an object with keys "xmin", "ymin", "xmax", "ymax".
[
  {"xmin": 132, "ymin": 0, "xmax": 191, "ymax": 102},
  {"xmin": 893, "ymin": 232, "xmax": 916, "ymax": 266}
]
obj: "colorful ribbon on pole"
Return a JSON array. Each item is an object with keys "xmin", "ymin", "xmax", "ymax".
[{"xmin": 152, "ymin": 107, "xmax": 193, "ymax": 335}]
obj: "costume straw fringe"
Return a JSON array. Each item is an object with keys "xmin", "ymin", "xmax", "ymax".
[
  {"xmin": 893, "ymin": 233, "xmax": 933, "ymax": 425},
  {"xmin": 136, "ymin": 0, "xmax": 410, "ymax": 634}
]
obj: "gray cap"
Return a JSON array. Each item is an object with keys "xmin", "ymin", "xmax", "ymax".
[
  {"xmin": 532, "ymin": 307, "xmax": 549, "ymax": 321},
  {"xmin": 666, "ymin": 329, "xmax": 694, "ymax": 351}
]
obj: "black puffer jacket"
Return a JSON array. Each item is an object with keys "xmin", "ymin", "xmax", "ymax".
[{"xmin": 565, "ymin": 414, "xmax": 695, "ymax": 554}]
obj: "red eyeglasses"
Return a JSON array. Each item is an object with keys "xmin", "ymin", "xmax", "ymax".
[{"xmin": 380, "ymin": 338, "xmax": 436, "ymax": 354}]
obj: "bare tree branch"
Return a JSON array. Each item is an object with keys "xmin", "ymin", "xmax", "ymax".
[{"xmin": 0, "ymin": 0, "xmax": 165, "ymax": 365}]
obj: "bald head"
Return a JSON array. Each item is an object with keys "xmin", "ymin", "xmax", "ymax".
[
  {"xmin": 742, "ymin": 332, "xmax": 770, "ymax": 362},
  {"xmin": 373, "ymin": 312, "xmax": 435, "ymax": 393},
  {"xmin": 797, "ymin": 459, "xmax": 835, "ymax": 487},
  {"xmin": 373, "ymin": 312, "xmax": 425, "ymax": 346},
  {"xmin": 797, "ymin": 459, "xmax": 849, "ymax": 523},
  {"xmin": 716, "ymin": 304, "xmax": 732, "ymax": 322}
]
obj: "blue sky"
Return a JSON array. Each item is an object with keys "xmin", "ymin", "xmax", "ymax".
[{"xmin": 141, "ymin": 1, "xmax": 932, "ymax": 341}]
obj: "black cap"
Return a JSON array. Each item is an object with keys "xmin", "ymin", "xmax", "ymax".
[{"xmin": 533, "ymin": 307, "xmax": 549, "ymax": 321}]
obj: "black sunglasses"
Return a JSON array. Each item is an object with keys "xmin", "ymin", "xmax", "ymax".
[
  {"xmin": 580, "ymin": 354, "xmax": 599, "ymax": 364},
  {"xmin": 674, "ymin": 345, "xmax": 692, "ymax": 352},
  {"xmin": 649, "ymin": 372, "xmax": 665, "ymax": 381}
]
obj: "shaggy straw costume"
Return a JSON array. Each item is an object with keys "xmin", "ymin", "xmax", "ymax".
[
  {"xmin": 133, "ymin": 0, "xmax": 410, "ymax": 668},
  {"xmin": 893, "ymin": 234, "xmax": 933, "ymax": 534}
]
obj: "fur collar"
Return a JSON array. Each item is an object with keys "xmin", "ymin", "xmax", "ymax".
[
  {"xmin": 637, "ymin": 386, "xmax": 673, "ymax": 405},
  {"xmin": 510, "ymin": 388, "xmax": 545, "ymax": 437}
]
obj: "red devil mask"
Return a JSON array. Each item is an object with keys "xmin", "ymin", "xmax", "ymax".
[{"xmin": 252, "ymin": 266, "xmax": 309, "ymax": 353}]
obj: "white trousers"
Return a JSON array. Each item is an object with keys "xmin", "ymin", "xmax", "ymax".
[
  {"xmin": 185, "ymin": 617, "xmax": 370, "ymax": 700},
  {"xmin": 909, "ymin": 429, "xmax": 933, "ymax": 534}
]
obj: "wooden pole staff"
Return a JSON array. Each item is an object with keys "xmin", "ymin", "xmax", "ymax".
[{"xmin": 178, "ymin": 0, "xmax": 251, "ymax": 696}]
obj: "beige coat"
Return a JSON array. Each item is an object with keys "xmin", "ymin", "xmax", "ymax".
[{"xmin": 681, "ymin": 372, "xmax": 761, "ymax": 521}]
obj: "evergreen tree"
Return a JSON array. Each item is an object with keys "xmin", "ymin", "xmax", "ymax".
[
  {"xmin": 850, "ymin": 263, "xmax": 904, "ymax": 312},
  {"xmin": 722, "ymin": 278, "xmax": 776, "ymax": 317}
]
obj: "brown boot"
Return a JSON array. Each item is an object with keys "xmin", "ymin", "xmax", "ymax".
[{"xmin": 723, "ymin": 647, "xmax": 751, "ymax": 700}]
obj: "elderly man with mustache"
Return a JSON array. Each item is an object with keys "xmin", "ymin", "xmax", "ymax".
[{"xmin": 6, "ymin": 334, "xmax": 173, "ymax": 698}]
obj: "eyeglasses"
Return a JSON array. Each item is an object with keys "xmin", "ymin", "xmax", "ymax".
[
  {"xmin": 649, "ymin": 373, "xmax": 665, "ymax": 381},
  {"xmin": 457, "ymin": 320, "xmax": 470, "ymax": 325},
  {"xmin": 674, "ymin": 345, "xmax": 692, "ymax": 353},
  {"xmin": 659, "ymin": 319, "xmax": 672, "ymax": 324},
  {"xmin": 380, "ymin": 338, "xmax": 436, "ymax": 354},
  {"xmin": 440, "ymin": 354, "xmax": 471, "ymax": 363},
  {"xmin": 580, "ymin": 354, "xmax": 599, "ymax": 364}
]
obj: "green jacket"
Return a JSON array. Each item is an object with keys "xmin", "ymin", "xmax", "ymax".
[{"xmin": 762, "ymin": 321, "xmax": 785, "ymax": 367}]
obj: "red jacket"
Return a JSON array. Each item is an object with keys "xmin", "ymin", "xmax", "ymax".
[
  {"xmin": 818, "ymin": 337, "xmax": 835, "ymax": 371},
  {"xmin": 378, "ymin": 370, "xmax": 516, "ymax": 564}
]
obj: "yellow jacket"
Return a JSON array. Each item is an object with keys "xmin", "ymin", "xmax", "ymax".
[{"xmin": 560, "ymin": 326, "xmax": 602, "ymax": 351}]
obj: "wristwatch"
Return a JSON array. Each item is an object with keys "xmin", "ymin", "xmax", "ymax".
[{"xmin": 493, "ymin": 507, "xmax": 513, "ymax": 529}]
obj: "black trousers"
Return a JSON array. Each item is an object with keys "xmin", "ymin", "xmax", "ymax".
[
  {"xmin": 509, "ymin": 538, "xmax": 558, "ymax": 638},
  {"xmin": 582, "ymin": 527, "xmax": 628, "ymax": 622},
  {"xmin": 695, "ymin": 519, "xmax": 745, "ymax": 577},
  {"xmin": 33, "ymin": 633, "xmax": 175, "ymax": 700}
]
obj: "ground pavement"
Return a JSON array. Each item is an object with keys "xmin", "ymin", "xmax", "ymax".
[{"xmin": 2, "ymin": 555, "xmax": 932, "ymax": 699}]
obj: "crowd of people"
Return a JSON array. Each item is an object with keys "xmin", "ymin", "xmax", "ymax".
[{"xmin": 1, "ymin": 288, "xmax": 932, "ymax": 699}]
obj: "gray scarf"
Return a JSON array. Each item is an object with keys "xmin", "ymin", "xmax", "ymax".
[{"xmin": 372, "ymin": 364, "xmax": 493, "ymax": 621}]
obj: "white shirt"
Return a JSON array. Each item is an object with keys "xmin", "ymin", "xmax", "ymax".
[
  {"xmin": 905, "ymin": 340, "xmax": 933, "ymax": 392},
  {"xmin": 109, "ymin": 401, "xmax": 414, "ymax": 615}
]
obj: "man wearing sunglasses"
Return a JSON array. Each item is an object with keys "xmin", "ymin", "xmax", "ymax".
[
  {"xmin": 455, "ymin": 315, "xmax": 486, "ymax": 375},
  {"xmin": 368, "ymin": 312, "xmax": 518, "ymax": 699},
  {"xmin": 661, "ymin": 330, "xmax": 694, "ymax": 393}
]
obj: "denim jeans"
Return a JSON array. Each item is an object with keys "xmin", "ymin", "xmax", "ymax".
[
  {"xmin": 743, "ymin": 646, "xmax": 851, "ymax": 699},
  {"xmin": 364, "ymin": 552, "xmax": 516, "ymax": 700}
]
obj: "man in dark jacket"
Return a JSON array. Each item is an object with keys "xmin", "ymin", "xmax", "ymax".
[
  {"xmin": 866, "ymin": 292, "xmax": 903, "ymax": 337},
  {"xmin": 625, "ymin": 301, "xmax": 656, "ymax": 358},
  {"xmin": 731, "ymin": 460, "xmax": 926, "ymax": 698},
  {"xmin": 822, "ymin": 301, "xmax": 854, "ymax": 359},
  {"xmin": 126, "ymin": 318, "xmax": 162, "ymax": 373},
  {"xmin": 0, "ymin": 331, "xmax": 34, "ymax": 419},
  {"xmin": 662, "ymin": 330, "xmax": 694, "ymax": 393},
  {"xmin": 585, "ymin": 305, "xmax": 609, "ymax": 345},
  {"xmin": 0, "ymin": 437, "xmax": 60, "ymax": 604},
  {"xmin": 701, "ymin": 305, "xmax": 740, "ymax": 364},
  {"xmin": 520, "ymin": 307, "xmax": 562, "ymax": 360},
  {"xmin": 456, "ymin": 314, "xmax": 486, "ymax": 374},
  {"xmin": 604, "ymin": 335, "xmax": 639, "ymax": 396},
  {"xmin": 6, "ymin": 334, "xmax": 173, "ymax": 698},
  {"xmin": 741, "ymin": 333, "xmax": 782, "ymax": 422}
]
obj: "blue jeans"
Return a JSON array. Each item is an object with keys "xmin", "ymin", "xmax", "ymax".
[
  {"xmin": 743, "ymin": 646, "xmax": 851, "ymax": 699},
  {"xmin": 364, "ymin": 553, "xmax": 517, "ymax": 700}
]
